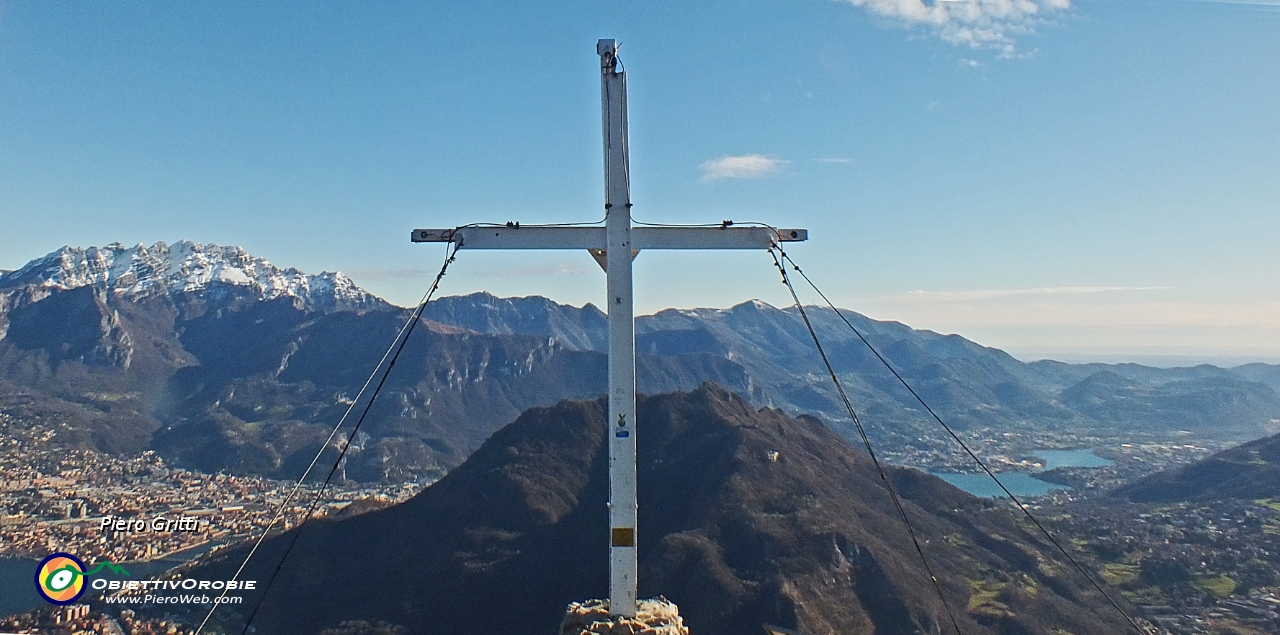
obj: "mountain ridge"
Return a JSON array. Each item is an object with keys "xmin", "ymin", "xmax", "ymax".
[
  {"xmin": 2, "ymin": 242, "xmax": 1279, "ymax": 480},
  {"xmin": 0, "ymin": 241, "xmax": 387, "ymax": 313}
]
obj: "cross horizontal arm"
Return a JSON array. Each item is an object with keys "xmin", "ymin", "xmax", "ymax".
[
  {"xmin": 411, "ymin": 226, "xmax": 807, "ymax": 250},
  {"xmin": 634, "ymin": 226, "xmax": 806, "ymax": 249}
]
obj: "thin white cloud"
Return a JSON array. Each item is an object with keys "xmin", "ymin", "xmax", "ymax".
[
  {"xmin": 894, "ymin": 300, "xmax": 1280, "ymax": 328},
  {"xmin": 464, "ymin": 263, "xmax": 593, "ymax": 278},
  {"xmin": 354, "ymin": 263, "xmax": 592, "ymax": 281},
  {"xmin": 898, "ymin": 286, "xmax": 1170, "ymax": 302},
  {"xmin": 816, "ymin": 157, "xmax": 855, "ymax": 164},
  {"xmin": 699, "ymin": 155, "xmax": 788, "ymax": 182},
  {"xmin": 839, "ymin": 0, "xmax": 1072, "ymax": 56},
  {"xmin": 861, "ymin": 287, "xmax": 1280, "ymax": 330},
  {"xmin": 346, "ymin": 268, "xmax": 433, "ymax": 280},
  {"xmin": 1187, "ymin": 0, "xmax": 1280, "ymax": 5}
]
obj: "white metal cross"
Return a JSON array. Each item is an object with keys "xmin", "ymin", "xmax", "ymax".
[{"xmin": 412, "ymin": 39, "xmax": 807, "ymax": 618}]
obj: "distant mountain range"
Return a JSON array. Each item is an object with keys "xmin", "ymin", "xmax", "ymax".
[
  {"xmin": 2, "ymin": 242, "xmax": 1278, "ymax": 480},
  {"xmin": 186, "ymin": 385, "xmax": 1135, "ymax": 635}
]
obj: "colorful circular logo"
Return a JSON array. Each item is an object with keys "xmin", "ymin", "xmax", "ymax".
[{"xmin": 35, "ymin": 552, "xmax": 87, "ymax": 605}]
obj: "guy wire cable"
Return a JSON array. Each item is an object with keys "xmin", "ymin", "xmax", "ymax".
[
  {"xmin": 774, "ymin": 248, "xmax": 1151, "ymax": 635},
  {"xmin": 191, "ymin": 240, "xmax": 461, "ymax": 635},
  {"xmin": 768, "ymin": 248, "xmax": 965, "ymax": 635},
  {"xmin": 191, "ymin": 243, "xmax": 455, "ymax": 633},
  {"xmin": 235, "ymin": 240, "xmax": 460, "ymax": 635},
  {"xmin": 469, "ymin": 217, "xmax": 607, "ymax": 227}
]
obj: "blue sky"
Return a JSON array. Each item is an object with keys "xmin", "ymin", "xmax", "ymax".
[{"xmin": 1, "ymin": 0, "xmax": 1277, "ymax": 363}]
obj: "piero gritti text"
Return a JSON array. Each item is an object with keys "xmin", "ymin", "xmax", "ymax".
[{"xmin": 100, "ymin": 515, "xmax": 205, "ymax": 533}]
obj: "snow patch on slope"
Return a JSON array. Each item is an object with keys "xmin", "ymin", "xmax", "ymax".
[{"xmin": 0, "ymin": 241, "xmax": 387, "ymax": 313}]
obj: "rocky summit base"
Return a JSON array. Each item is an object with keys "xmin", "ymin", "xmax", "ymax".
[{"xmin": 560, "ymin": 598, "xmax": 688, "ymax": 635}]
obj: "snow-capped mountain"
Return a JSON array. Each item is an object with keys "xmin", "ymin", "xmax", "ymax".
[{"xmin": 0, "ymin": 241, "xmax": 388, "ymax": 313}]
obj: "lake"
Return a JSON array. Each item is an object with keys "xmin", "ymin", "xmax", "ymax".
[
  {"xmin": 0, "ymin": 557, "xmax": 40, "ymax": 617},
  {"xmin": 1034, "ymin": 448, "xmax": 1114, "ymax": 470},
  {"xmin": 934, "ymin": 471, "xmax": 1064, "ymax": 498},
  {"xmin": 932, "ymin": 448, "xmax": 1113, "ymax": 499}
]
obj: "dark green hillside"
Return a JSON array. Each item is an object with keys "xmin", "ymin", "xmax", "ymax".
[
  {"xmin": 1060, "ymin": 370, "xmax": 1280, "ymax": 437},
  {"xmin": 1232, "ymin": 363, "xmax": 1280, "ymax": 391},
  {"xmin": 1117, "ymin": 432, "xmax": 1280, "ymax": 503}
]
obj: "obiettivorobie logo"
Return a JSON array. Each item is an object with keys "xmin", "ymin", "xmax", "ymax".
[
  {"xmin": 35, "ymin": 551, "xmax": 256, "ymax": 606},
  {"xmin": 34, "ymin": 552, "xmax": 130, "ymax": 605}
]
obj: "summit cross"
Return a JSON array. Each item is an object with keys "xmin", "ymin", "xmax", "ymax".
[{"xmin": 412, "ymin": 39, "xmax": 807, "ymax": 618}]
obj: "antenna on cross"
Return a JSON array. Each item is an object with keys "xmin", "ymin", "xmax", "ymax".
[{"xmin": 412, "ymin": 39, "xmax": 807, "ymax": 619}]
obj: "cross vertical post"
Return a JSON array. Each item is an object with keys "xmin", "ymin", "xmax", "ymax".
[
  {"xmin": 598, "ymin": 38, "xmax": 639, "ymax": 618},
  {"xmin": 411, "ymin": 39, "xmax": 807, "ymax": 621}
]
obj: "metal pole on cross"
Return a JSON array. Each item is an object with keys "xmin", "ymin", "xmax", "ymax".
[
  {"xmin": 411, "ymin": 39, "xmax": 807, "ymax": 618},
  {"xmin": 598, "ymin": 38, "xmax": 641, "ymax": 617}
]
